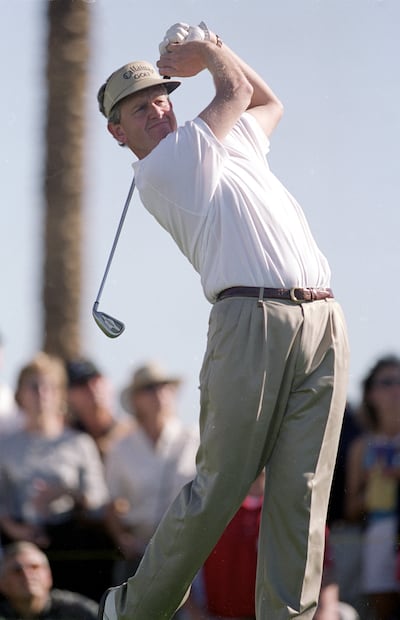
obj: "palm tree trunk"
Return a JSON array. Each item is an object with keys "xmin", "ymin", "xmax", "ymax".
[{"xmin": 43, "ymin": 0, "xmax": 90, "ymax": 358}]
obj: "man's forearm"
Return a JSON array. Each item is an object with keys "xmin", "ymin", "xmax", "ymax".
[
  {"xmin": 157, "ymin": 25, "xmax": 282, "ymax": 138},
  {"xmin": 206, "ymin": 30, "xmax": 284, "ymax": 136},
  {"xmin": 207, "ymin": 30, "xmax": 282, "ymax": 111},
  {"xmin": 158, "ymin": 39, "xmax": 252, "ymax": 140}
]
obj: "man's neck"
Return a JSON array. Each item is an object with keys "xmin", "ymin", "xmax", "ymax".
[
  {"xmin": 81, "ymin": 407, "xmax": 116, "ymax": 438},
  {"xmin": 139, "ymin": 413, "xmax": 172, "ymax": 445},
  {"xmin": 25, "ymin": 415, "xmax": 64, "ymax": 437},
  {"xmin": 11, "ymin": 594, "xmax": 48, "ymax": 618}
]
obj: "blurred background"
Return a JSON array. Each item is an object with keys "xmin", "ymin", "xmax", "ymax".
[{"xmin": 1, "ymin": 0, "xmax": 399, "ymax": 423}]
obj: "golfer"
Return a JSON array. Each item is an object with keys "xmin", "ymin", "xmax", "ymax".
[{"xmin": 97, "ymin": 22, "xmax": 350, "ymax": 620}]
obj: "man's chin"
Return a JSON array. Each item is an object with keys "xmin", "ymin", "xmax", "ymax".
[{"xmin": 152, "ymin": 124, "xmax": 173, "ymax": 141}]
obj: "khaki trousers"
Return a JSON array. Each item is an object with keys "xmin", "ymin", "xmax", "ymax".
[{"xmin": 115, "ymin": 296, "xmax": 349, "ymax": 619}]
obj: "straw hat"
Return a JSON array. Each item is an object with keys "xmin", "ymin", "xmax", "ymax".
[{"xmin": 120, "ymin": 362, "xmax": 182, "ymax": 414}]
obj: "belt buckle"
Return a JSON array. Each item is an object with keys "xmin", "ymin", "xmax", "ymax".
[{"xmin": 289, "ymin": 288, "xmax": 302, "ymax": 303}]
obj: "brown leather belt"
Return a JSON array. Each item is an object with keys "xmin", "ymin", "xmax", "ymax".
[{"xmin": 216, "ymin": 286, "xmax": 334, "ymax": 302}]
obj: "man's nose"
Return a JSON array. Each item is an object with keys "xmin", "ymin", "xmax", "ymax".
[{"xmin": 149, "ymin": 102, "xmax": 164, "ymax": 116}]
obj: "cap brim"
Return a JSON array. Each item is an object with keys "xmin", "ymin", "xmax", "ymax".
[
  {"xmin": 108, "ymin": 78, "xmax": 181, "ymax": 118},
  {"xmin": 120, "ymin": 378, "xmax": 182, "ymax": 414}
]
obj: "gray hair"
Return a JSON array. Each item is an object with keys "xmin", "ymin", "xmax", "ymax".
[
  {"xmin": 108, "ymin": 102, "xmax": 124, "ymax": 147},
  {"xmin": 108, "ymin": 102, "xmax": 121, "ymax": 124}
]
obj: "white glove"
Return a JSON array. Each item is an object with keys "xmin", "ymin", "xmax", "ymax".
[
  {"xmin": 186, "ymin": 21, "xmax": 211, "ymax": 42},
  {"xmin": 159, "ymin": 21, "xmax": 210, "ymax": 55}
]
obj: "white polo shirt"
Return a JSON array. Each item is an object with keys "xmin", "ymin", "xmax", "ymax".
[{"xmin": 133, "ymin": 112, "xmax": 330, "ymax": 303}]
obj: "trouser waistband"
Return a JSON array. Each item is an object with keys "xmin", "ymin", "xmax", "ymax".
[{"xmin": 216, "ymin": 286, "xmax": 334, "ymax": 302}]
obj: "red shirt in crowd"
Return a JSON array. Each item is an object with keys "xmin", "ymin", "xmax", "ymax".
[{"xmin": 202, "ymin": 495, "xmax": 263, "ymax": 618}]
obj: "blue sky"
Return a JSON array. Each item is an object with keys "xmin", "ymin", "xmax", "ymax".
[{"xmin": 1, "ymin": 0, "xmax": 399, "ymax": 424}]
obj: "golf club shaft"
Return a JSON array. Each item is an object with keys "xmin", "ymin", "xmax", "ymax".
[{"xmin": 94, "ymin": 176, "xmax": 136, "ymax": 305}]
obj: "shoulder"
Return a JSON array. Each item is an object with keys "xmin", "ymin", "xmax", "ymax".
[
  {"xmin": 165, "ymin": 419, "xmax": 199, "ymax": 456},
  {"xmin": 0, "ymin": 430, "xmax": 27, "ymax": 458},
  {"xmin": 98, "ymin": 418, "xmax": 134, "ymax": 454},
  {"xmin": 61, "ymin": 428, "xmax": 100, "ymax": 450},
  {"xmin": 223, "ymin": 112, "xmax": 270, "ymax": 155},
  {"xmin": 0, "ymin": 428, "xmax": 25, "ymax": 443},
  {"xmin": 50, "ymin": 589, "xmax": 98, "ymax": 618},
  {"xmin": 135, "ymin": 118, "xmax": 226, "ymax": 181},
  {"xmin": 180, "ymin": 424, "xmax": 199, "ymax": 445},
  {"xmin": 105, "ymin": 427, "xmax": 138, "ymax": 462}
]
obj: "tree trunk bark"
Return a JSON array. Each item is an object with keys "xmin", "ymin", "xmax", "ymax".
[{"xmin": 43, "ymin": 0, "xmax": 90, "ymax": 358}]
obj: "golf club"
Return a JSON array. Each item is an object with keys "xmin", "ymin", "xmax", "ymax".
[{"xmin": 92, "ymin": 176, "xmax": 135, "ymax": 338}]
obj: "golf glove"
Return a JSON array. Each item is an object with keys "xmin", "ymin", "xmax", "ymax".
[{"xmin": 159, "ymin": 21, "xmax": 211, "ymax": 55}]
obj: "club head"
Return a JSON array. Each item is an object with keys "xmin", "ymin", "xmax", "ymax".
[{"xmin": 92, "ymin": 303, "xmax": 125, "ymax": 338}]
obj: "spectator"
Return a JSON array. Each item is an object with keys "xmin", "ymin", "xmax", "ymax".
[
  {"xmin": 0, "ymin": 332, "xmax": 22, "ymax": 435},
  {"xmin": 0, "ymin": 541, "xmax": 98, "ymax": 619},
  {"xmin": 328, "ymin": 403, "xmax": 363, "ymax": 526},
  {"xmin": 65, "ymin": 358, "xmax": 134, "ymax": 460},
  {"xmin": 345, "ymin": 355, "xmax": 400, "ymax": 620},
  {"xmin": 0, "ymin": 352, "xmax": 110, "ymax": 602},
  {"xmin": 104, "ymin": 362, "xmax": 198, "ymax": 586},
  {"xmin": 327, "ymin": 404, "xmax": 364, "ymax": 614},
  {"xmin": 201, "ymin": 471, "xmax": 265, "ymax": 619}
]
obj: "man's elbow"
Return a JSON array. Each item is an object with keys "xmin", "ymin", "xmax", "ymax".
[
  {"xmin": 235, "ymin": 76, "xmax": 254, "ymax": 109},
  {"xmin": 273, "ymin": 99, "xmax": 284, "ymax": 123},
  {"xmin": 267, "ymin": 99, "xmax": 284, "ymax": 132}
]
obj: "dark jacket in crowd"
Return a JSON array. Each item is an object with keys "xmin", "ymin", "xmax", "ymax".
[{"xmin": 0, "ymin": 588, "xmax": 98, "ymax": 620}]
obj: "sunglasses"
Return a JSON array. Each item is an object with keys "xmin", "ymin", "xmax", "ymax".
[
  {"xmin": 138, "ymin": 382, "xmax": 170, "ymax": 394},
  {"xmin": 372, "ymin": 378, "xmax": 400, "ymax": 388}
]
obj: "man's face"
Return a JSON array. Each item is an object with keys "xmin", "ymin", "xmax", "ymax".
[
  {"xmin": 108, "ymin": 86, "xmax": 177, "ymax": 159},
  {"xmin": 18, "ymin": 371, "xmax": 64, "ymax": 419},
  {"xmin": 68, "ymin": 375, "xmax": 109, "ymax": 416},
  {"xmin": 0, "ymin": 548, "xmax": 52, "ymax": 606},
  {"xmin": 132, "ymin": 382, "xmax": 177, "ymax": 424}
]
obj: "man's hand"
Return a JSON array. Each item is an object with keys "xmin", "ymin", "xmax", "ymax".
[
  {"xmin": 159, "ymin": 23, "xmax": 189, "ymax": 55},
  {"xmin": 159, "ymin": 21, "xmax": 210, "ymax": 55},
  {"xmin": 157, "ymin": 40, "xmax": 208, "ymax": 79}
]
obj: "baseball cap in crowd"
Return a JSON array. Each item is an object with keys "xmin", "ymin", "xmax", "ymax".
[
  {"xmin": 66, "ymin": 358, "xmax": 101, "ymax": 387},
  {"xmin": 120, "ymin": 362, "xmax": 182, "ymax": 413},
  {"xmin": 97, "ymin": 60, "xmax": 181, "ymax": 118}
]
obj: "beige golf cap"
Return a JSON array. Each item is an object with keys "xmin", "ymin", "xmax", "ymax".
[
  {"xmin": 98, "ymin": 60, "xmax": 181, "ymax": 118},
  {"xmin": 120, "ymin": 361, "xmax": 182, "ymax": 414}
]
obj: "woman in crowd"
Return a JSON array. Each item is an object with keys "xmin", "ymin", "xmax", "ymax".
[
  {"xmin": 0, "ymin": 352, "xmax": 111, "ymax": 601},
  {"xmin": 345, "ymin": 355, "xmax": 400, "ymax": 620}
]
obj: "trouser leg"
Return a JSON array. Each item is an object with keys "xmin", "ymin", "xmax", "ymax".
[
  {"xmin": 256, "ymin": 299, "xmax": 349, "ymax": 619},
  {"xmin": 114, "ymin": 297, "xmax": 279, "ymax": 619}
]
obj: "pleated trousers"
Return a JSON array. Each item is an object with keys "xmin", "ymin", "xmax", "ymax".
[{"xmin": 115, "ymin": 296, "xmax": 349, "ymax": 619}]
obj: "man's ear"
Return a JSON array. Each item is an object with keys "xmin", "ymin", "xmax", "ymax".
[{"xmin": 107, "ymin": 122, "xmax": 127, "ymax": 145}]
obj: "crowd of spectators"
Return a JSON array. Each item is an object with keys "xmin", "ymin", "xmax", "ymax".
[{"xmin": 1, "ymin": 337, "xmax": 400, "ymax": 619}]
